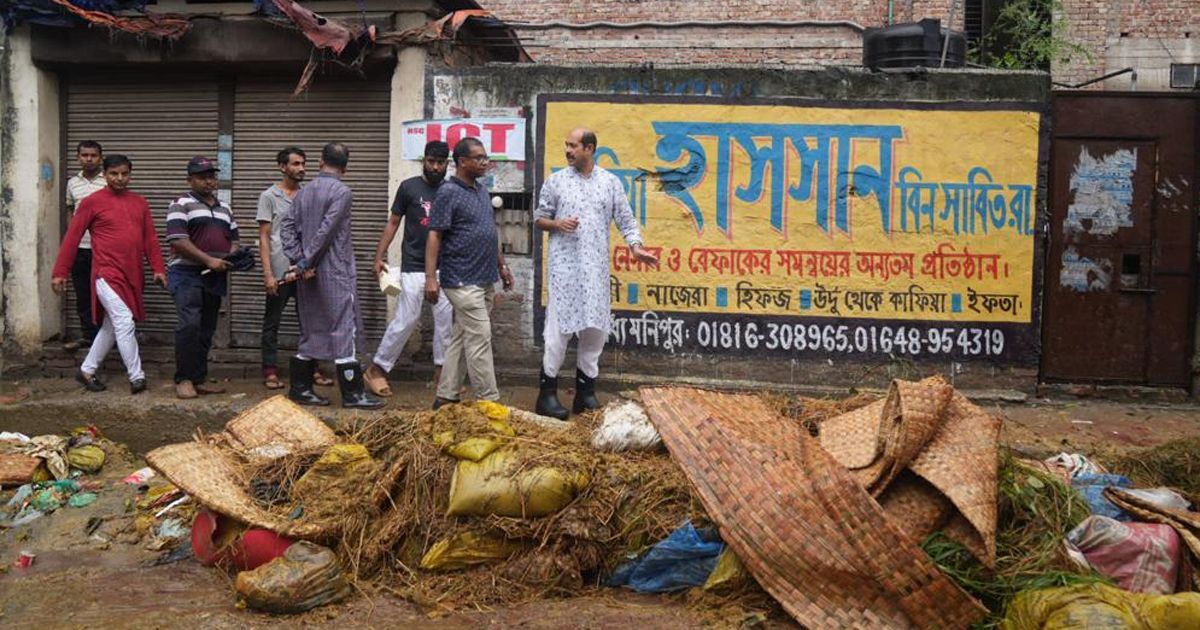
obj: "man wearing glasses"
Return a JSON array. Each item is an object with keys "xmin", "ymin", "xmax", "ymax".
[{"xmin": 424, "ymin": 137, "xmax": 514, "ymax": 407}]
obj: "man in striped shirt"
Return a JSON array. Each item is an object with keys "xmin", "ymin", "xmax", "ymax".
[
  {"xmin": 165, "ymin": 156, "xmax": 238, "ymax": 399},
  {"xmin": 63, "ymin": 140, "xmax": 107, "ymax": 350}
]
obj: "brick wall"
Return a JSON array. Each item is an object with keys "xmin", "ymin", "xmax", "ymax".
[
  {"xmin": 477, "ymin": 1, "xmax": 962, "ymax": 66},
  {"xmin": 1055, "ymin": 0, "xmax": 1200, "ymax": 89}
]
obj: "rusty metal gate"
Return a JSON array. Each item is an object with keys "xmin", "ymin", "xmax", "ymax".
[{"xmin": 1042, "ymin": 94, "xmax": 1198, "ymax": 387}]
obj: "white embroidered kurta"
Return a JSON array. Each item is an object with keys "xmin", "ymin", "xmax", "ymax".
[{"xmin": 536, "ymin": 166, "xmax": 642, "ymax": 336}]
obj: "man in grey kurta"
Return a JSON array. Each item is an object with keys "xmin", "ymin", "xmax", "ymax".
[
  {"xmin": 533, "ymin": 127, "xmax": 658, "ymax": 419},
  {"xmin": 280, "ymin": 142, "xmax": 383, "ymax": 409}
]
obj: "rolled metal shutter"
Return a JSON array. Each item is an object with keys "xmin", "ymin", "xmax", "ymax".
[
  {"xmin": 228, "ymin": 77, "xmax": 393, "ymax": 349},
  {"xmin": 64, "ymin": 77, "xmax": 220, "ymax": 343}
]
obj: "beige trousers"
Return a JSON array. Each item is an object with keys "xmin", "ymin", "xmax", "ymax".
[{"xmin": 437, "ymin": 284, "xmax": 498, "ymax": 401}]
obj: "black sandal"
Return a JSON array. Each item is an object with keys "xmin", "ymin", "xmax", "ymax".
[{"xmin": 76, "ymin": 371, "xmax": 106, "ymax": 392}]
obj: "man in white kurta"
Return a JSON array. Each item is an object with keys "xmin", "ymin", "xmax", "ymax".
[{"xmin": 534, "ymin": 128, "xmax": 658, "ymax": 419}]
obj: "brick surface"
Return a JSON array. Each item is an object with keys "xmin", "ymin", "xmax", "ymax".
[{"xmin": 478, "ymin": 0, "xmax": 961, "ymax": 66}]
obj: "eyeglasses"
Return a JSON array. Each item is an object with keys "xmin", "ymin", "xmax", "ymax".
[{"xmin": 466, "ymin": 155, "xmax": 490, "ymax": 164}]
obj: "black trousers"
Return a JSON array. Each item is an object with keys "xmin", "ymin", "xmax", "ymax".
[
  {"xmin": 169, "ymin": 268, "xmax": 224, "ymax": 384},
  {"xmin": 70, "ymin": 248, "xmax": 99, "ymax": 342},
  {"xmin": 261, "ymin": 281, "xmax": 297, "ymax": 371}
]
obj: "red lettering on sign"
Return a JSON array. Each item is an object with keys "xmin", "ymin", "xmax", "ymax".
[
  {"xmin": 446, "ymin": 123, "xmax": 481, "ymax": 147},
  {"xmin": 426, "ymin": 123, "xmax": 442, "ymax": 142},
  {"xmin": 481, "ymin": 123, "xmax": 515, "ymax": 154}
]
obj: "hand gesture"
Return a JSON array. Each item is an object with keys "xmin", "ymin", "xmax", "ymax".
[
  {"xmin": 424, "ymin": 276, "xmax": 439, "ymax": 303},
  {"xmin": 52, "ymin": 277, "xmax": 67, "ymax": 295},
  {"xmin": 631, "ymin": 244, "xmax": 659, "ymax": 267},
  {"xmin": 556, "ymin": 217, "xmax": 579, "ymax": 233}
]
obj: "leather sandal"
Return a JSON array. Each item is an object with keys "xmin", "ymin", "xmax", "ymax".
[{"xmin": 363, "ymin": 364, "xmax": 393, "ymax": 397}]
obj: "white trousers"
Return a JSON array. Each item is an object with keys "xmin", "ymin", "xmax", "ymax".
[
  {"xmin": 373, "ymin": 272, "xmax": 452, "ymax": 372},
  {"xmin": 81, "ymin": 278, "xmax": 144, "ymax": 382},
  {"xmin": 542, "ymin": 301, "xmax": 607, "ymax": 379}
]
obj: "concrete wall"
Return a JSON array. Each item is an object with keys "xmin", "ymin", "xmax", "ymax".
[
  {"xmin": 0, "ymin": 27, "xmax": 61, "ymax": 356},
  {"xmin": 431, "ymin": 63, "xmax": 1051, "ymax": 392}
]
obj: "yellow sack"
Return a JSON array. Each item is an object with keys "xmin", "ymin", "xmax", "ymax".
[
  {"xmin": 67, "ymin": 445, "xmax": 106, "ymax": 473},
  {"xmin": 419, "ymin": 531, "xmax": 523, "ymax": 571},
  {"xmin": 292, "ymin": 443, "xmax": 375, "ymax": 497},
  {"xmin": 704, "ymin": 549, "xmax": 749, "ymax": 591},
  {"xmin": 1003, "ymin": 583, "xmax": 1200, "ymax": 630},
  {"xmin": 446, "ymin": 437, "xmax": 502, "ymax": 462},
  {"xmin": 446, "ymin": 450, "xmax": 588, "ymax": 518},
  {"xmin": 474, "ymin": 401, "xmax": 513, "ymax": 425}
]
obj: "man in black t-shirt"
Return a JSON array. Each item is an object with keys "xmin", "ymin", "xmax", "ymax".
[{"xmin": 365, "ymin": 141, "xmax": 454, "ymax": 397}]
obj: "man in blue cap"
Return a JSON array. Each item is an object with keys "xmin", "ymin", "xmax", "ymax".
[{"xmin": 165, "ymin": 156, "xmax": 239, "ymax": 399}]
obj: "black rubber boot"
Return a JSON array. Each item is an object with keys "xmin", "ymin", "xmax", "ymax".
[
  {"xmin": 535, "ymin": 370, "xmax": 570, "ymax": 420},
  {"xmin": 572, "ymin": 368, "xmax": 600, "ymax": 414},
  {"xmin": 337, "ymin": 363, "xmax": 385, "ymax": 409},
  {"xmin": 288, "ymin": 357, "xmax": 330, "ymax": 406}
]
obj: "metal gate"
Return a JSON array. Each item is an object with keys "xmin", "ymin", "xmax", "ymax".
[
  {"xmin": 1042, "ymin": 94, "xmax": 1197, "ymax": 387},
  {"xmin": 227, "ymin": 77, "xmax": 393, "ymax": 350},
  {"xmin": 64, "ymin": 73, "xmax": 392, "ymax": 351},
  {"xmin": 63, "ymin": 77, "xmax": 220, "ymax": 343}
]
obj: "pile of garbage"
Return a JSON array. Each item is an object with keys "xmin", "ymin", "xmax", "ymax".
[
  {"xmin": 129, "ymin": 380, "xmax": 1200, "ymax": 627},
  {"xmin": 1, "ymin": 426, "xmax": 111, "ymax": 528}
]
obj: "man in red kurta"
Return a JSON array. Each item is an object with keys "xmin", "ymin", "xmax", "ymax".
[{"xmin": 52, "ymin": 154, "xmax": 166, "ymax": 394}]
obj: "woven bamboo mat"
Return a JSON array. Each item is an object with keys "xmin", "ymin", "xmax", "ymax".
[
  {"xmin": 641, "ymin": 386, "xmax": 986, "ymax": 629},
  {"xmin": 145, "ymin": 395, "xmax": 338, "ymax": 539},
  {"xmin": 821, "ymin": 376, "xmax": 1000, "ymax": 567}
]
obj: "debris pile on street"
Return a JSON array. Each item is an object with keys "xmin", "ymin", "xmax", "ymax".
[{"xmin": 6, "ymin": 380, "xmax": 1200, "ymax": 627}]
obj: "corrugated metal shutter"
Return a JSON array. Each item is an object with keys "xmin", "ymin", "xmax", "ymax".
[
  {"xmin": 228, "ymin": 77, "xmax": 392, "ymax": 349},
  {"xmin": 64, "ymin": 78, "xmax": 220, "ymax": 343}
]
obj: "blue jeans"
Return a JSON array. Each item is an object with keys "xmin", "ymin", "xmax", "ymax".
[{"xmin": 168, "ymin": 267, "xmax": 226, "ymax": 384}]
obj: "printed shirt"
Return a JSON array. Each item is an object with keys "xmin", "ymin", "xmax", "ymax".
[
  {"xmin": 165, "ymin": 192, "xmax": 240, "ymax": 268},
  {"xmin": 392, "ymin": 176, "xmax": 442, "ymax": 273},
  {"xmin": 65, "ymin": 171, "xmax": 107, "ymax": 249},
  {"xmin": 428, "ymin": 176, "xmax": 499, "ymax": 288},
  {"xmin": 536, "ymin": 165, "xmax": 642, "ymax": 335},
  {"xmin": 256, "ymin": 184, "xmax": 296, "ymax": 281}
]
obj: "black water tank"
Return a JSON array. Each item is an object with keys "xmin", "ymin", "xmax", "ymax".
[{"xmin": 863, "ymin": 19, "xmax": 966, "ymax": 69}]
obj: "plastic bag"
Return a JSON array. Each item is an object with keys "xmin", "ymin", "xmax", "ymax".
[
  {"xmin": 235, "ymin": 541, "xmax": 350, "ymax": 614},
  {"xmin": 445, "ymin": 437, "xmax": 503, "ymax": 462},
  {"xmin": 446, "ymin": 450, "xmax": 587, "ymax": 518},
  {"xmin": 592, "ymin": 401, "xmax": 662, "ymax": 452},
  {"xmin": 67, "ymin": 445, "xmax": 106, "ymax": 473},
  {"xmin": 1065, "ymin": 516, "xmax": 1181, "ymax": 595},
  {"xmin": 1002, "ymin": 583, "xmax": 1200, "ymax": 630},
  {"xmin": 1120, "ymin": 488, "xmax": 1192, "ymax": 512},
  {"xmin": 291, "ymin": 443, "xmax": 376, "ymax": 498},
  {"xmin": 610, "ymin": 521, "xmax": 725, "ymax": 593},
  {"xmin": 474, "ymin": 400, "xmax": 513, "ymax": 425},
  {"xmin": 703, "ymin": 548, "xmax": 750, "ymax": 592},
  {"xmin": 419, "ymin": 531, "xmax": 523, "ymax": 571},
  {"xmin": 1071, "ymin": 473, "xmax": 1133, "ymax": 521}
]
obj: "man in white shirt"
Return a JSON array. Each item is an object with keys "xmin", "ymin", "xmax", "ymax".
[
  {"xmin": 534, "ymin": 128, "xmax": 658, "ymax": 419},
  {"xmin": 63, "ymin": 140, "xmax": 107, "ymax": 351}
]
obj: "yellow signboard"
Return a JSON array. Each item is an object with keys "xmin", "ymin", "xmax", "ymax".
[{"xmin": 535, "ymin": 97, "xmax": 1042, "ymax": 361}]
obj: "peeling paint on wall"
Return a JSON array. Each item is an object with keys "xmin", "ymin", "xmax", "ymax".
[
  {"xmin": 1059, "ymin": 246, "xmax": 1112, "ymax": 292},
  {"xmin": 1065, "ymin": 147, "xmax": 1136, "ymax": 236}
]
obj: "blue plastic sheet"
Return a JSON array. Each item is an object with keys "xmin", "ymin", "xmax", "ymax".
[
  {"xmin": 1072, "ymin": 472, "xmax": 1134, "ymax": 521},
  {"xmin": 609, "ymin": 521, "xmax": 724, "ymax": 593}
]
